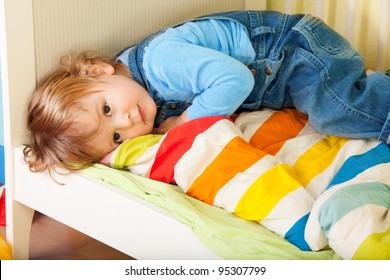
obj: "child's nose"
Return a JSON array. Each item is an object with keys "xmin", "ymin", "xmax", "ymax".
[
  {"xmin": 116, "ymin": 109, "xmax": 139, "ymax": 128},
  {"xmin": 128, "ymin": 107, "xmax": 141, "ymax": 122},
  {"xmin": 114, "ymin": 112, "xmax": 133, "ymax": 128}
]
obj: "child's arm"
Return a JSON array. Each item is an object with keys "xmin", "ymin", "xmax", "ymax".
[
  {"xmin": 153, "ymin": 111, "xmax": 190, "ymax": 134},
  {"xmin": 143, "ymin": 38, "xmax": 255, "ymax": 121}
]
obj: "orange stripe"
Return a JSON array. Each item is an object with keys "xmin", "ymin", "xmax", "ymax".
[
  {"xmin": 187, "ymin": 136, "xmax": 267, "ymax": 205},
  {"xmin": 249, "ymin": 109, "xmax": 308, "ymax": 155}
]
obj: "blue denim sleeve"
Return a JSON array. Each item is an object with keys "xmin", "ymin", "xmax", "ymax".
[{"xmin": 142, "ymin": 20, "xmax": 255, "ymax": 119}]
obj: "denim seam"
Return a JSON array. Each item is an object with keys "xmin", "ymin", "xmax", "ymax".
[
  {"xmin": 293, "ymin": 15, "xmax": 355, "ymax": 57},
  {"xmin": 379, "ymin": 113, "xmax": 390, "ymax": 143}
]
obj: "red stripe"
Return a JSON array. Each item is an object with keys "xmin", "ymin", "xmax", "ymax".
[{"xmin": 149, "ymin": 116, "xmax": 229, "ymax": 183}]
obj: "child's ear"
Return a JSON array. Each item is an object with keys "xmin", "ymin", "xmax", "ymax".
[{"xmin": 86, "ymin": 63, "xmax": 115, "ymax": 75}]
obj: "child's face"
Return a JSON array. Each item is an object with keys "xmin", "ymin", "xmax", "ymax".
[{"xmin": 78, "ymin": 73, "xmax": 157, "ymax": 155}]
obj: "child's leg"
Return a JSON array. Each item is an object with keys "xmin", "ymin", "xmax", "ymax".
[
  {"xmin": 262, "ymin": 14, "xmax": 390, "ymax": 143},
  {"xmin": 285, "ymin": 51, "xmax": 390, "ymax": 144}
]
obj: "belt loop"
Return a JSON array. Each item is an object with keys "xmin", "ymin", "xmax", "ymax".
[
  {"xmin": 269, "ymin": 13, "xmax": 289, "ymax": 60},
  {"xmin": 248, "ymin": 11, "xmax": 265, "ymax": 59}
]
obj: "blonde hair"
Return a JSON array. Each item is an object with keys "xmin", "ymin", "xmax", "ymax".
[{"xmin": 23, "ymin": 51, "xmax": 131, "ymax": 175}]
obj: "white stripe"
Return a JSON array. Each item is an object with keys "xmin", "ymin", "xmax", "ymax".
[
  {"xmin": 304, "ymin": 217, "xmax": 328, "ymax": 251},
  {"xmin": 261, "ymin": 186, "xmax": 315, "ymax": 237},
  {"xmin": 309, "ymin": 162, "xmax": 390, "ymax": 218},
  {"xmin": 328, "ymin": 204, "xmax": 390, "ymax": 260},
  {"xmin": 213, "ymin": 154, "xmax": 282, "ymax": 212},
  {"xmin": 305, "ymin": 139, "xmax": 381, "ymax": 198},
  {"xmin": 129, "ymin": 138, "xmax": 164, "ymax": 177},
  {"xmin": 174, "ymin": 120, "xmax": 241, "ymax": 192},
  {"xmin": 275, "ymin": 123, "xmax": 325, "ymax": 164},
  {"xmin": 234, "ymin": 109, "xmax": 275, "ymax": 142}
]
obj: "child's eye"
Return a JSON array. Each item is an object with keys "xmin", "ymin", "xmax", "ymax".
[
  {"xmin": 113, "ymin": 132, "xmax": 122, "ymax": 143},
  {"xmin": 103, "ymin": 104, "xmax": 111, "ymax": 116}
]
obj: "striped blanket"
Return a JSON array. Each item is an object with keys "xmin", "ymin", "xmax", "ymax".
[{"xmin": 101, "ymin": 108, "xmax": 390, "ymax": 259}]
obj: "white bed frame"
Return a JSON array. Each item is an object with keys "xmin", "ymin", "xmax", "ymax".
[{"xmin": 2, "ymin": 0, "xmax": 389, "ymax": 259}]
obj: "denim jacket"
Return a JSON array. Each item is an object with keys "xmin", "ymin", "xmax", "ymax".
[{"xmin": 118, "ymin": 10, "xmax": 390, "ymax": 143}]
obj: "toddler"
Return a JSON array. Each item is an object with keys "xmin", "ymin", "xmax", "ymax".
[{"xmin": 24, "ymin": 10, "xmax": 390, "ymax": 175}]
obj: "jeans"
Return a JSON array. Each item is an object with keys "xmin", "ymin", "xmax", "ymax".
[{"xmin": 236, "ymin": 11, "xmax": 390, "ymax": 143}]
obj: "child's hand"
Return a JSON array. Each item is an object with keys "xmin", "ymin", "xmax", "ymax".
[{"xmin": 153, "ymin": 111, "xmax": 190, "ymax": 134}]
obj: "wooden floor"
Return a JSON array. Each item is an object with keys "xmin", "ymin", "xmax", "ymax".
[{"xmin": 28, "ymin": 211, "xmax": 134, "ymax": 260}]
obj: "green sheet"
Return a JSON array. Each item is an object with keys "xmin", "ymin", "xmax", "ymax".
[{"xmin": 83, "ymin": 164, "xmax": 341, "ymax": 259}]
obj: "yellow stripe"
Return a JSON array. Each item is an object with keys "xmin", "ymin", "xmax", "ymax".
[
  {"xmin": 235, "ymin": 136, "xmax": 348, "ymax": 221},
  {"xmin": 293, "ymin": 136, "xmax": 348, "ymax": 186},
  {"xmin": 235, "ymin": 163, "xmax": 301, "ymax": 220},
  {"xmin": 352, "ymin": 226, "xmax": 390, "ymax": 260},
  {"xmin": 113, "ymin": 134, "xmax": 162, "ymax": 169}
]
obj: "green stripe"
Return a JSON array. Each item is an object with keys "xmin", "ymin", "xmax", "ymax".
[{"xmin": 318, "ymin": 182, "xmax": 390, "ymax": 236}]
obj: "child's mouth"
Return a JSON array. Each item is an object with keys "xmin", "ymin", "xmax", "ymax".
[{"xmin": 138, "ymin": 105, "xmax": 146, "ymax": 124}]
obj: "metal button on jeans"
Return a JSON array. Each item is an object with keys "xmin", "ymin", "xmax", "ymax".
[
  {"xmin": 264, "ymin": 66, "xmax": 272, "ymax": 75},
  {"xmin": 250, "ymin": 69, "xmax": 257, "ymax": 75}
]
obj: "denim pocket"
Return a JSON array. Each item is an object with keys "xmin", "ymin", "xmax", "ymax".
[{"xmin": 293, "ymin": 15, "xmax": 356, "ymax": 58}]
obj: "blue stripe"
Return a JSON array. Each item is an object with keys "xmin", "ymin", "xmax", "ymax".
[
  {"xmin": 326, "ymin": 143, "xmax": 390, "ymax": 190},
  {"xmin": 285, "ymin": 213, "xmax": 312, "ymax": 251}
]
